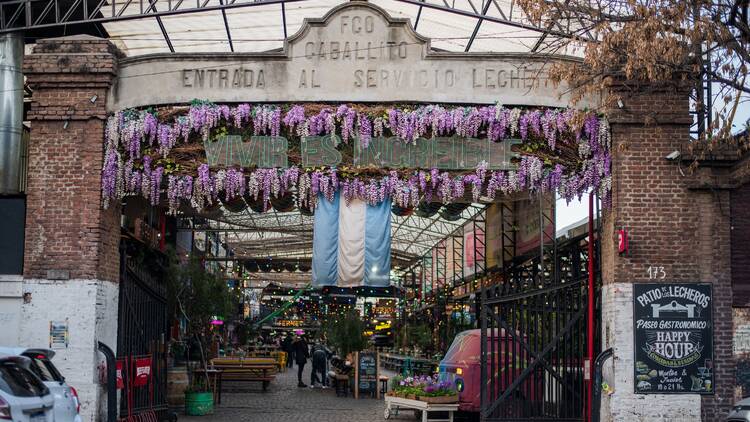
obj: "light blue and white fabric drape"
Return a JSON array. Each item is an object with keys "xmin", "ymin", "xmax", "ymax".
[{"xmin": 312, "ymin": 193, "xmax": 391, "ymax": 288}]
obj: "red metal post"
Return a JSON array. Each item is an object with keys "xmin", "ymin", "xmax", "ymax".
[{"xmin": 586, "ymin": 192, "xmax": 595, "ymax": 422}]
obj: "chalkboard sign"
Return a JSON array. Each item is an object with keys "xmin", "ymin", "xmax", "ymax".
[
  {"xmin": 633, "ymin": 283, "xmax": 713, "ymax": 394},
  {"xmin": 357, "ymin": 351, "xmax": 378, "ymax": 395}
]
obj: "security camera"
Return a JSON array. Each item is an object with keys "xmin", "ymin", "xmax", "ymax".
[{"xmin": 665, "ymin": 150, "xmax": 681, "ymax": 161}]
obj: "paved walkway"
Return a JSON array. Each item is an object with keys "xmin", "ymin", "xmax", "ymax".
[{"xmin": 180, "ymin": 363, "xmax": 397, "ymax": 422}]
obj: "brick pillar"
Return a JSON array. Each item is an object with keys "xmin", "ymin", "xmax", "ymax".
[
  {"xmin": 21, "ymin": 35, "xmax": 122, "ymax": 422},
  {"xmin": 599, "ymin": 82, "xmax": 734, "ymax": 421}
]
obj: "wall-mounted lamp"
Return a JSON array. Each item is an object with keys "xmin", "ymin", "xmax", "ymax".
[
  {"xmin": 90, "ymin": 95, "xmax": 98, "ymax": 103},
  {"xmin": 62, "ymin": 120, "xmax": 69, "ymax": 130}
]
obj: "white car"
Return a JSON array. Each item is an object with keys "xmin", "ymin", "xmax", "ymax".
[
  {"xmin": 0, "ymin": 354, "xmax": 55, "ymax": 422},
  {"xmin": 0, "ymin": 348, "xmax": 81, "ymax": 422},
  {"xmin": 728, "ymin": 397, "xmax": 750, "ymax": 421}
]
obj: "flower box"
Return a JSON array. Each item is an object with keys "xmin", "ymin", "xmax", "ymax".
[{"xmin": 418, "ymin": 394, "xmax": 459, "ymax": 404}]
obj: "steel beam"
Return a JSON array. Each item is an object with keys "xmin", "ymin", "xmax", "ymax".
[
  {"xmin": 0, "ymin": 0, "xmax": 595, "ymax": 45},
  {"xmin": 219, "ymin": 0, "xmax": 235, "ymax": 52},
  {"xmin": 0, "ymin": 0, "xmax": 306, "ymax": 33},
  {"xmin": 464, "ymin": 0, "xmax": 491, "ymax": 52},
  {"xmin": 150, "ymin": 3, "xmax": 175, "ymax": 53}
]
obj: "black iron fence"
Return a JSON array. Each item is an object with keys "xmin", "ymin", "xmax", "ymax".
[
  {"xmin": 117, "ymin": 242, "xmax": 169, "ymax": 418},
  {"xmin": 480, "ymin": 231, "xmax": 600, "ymax": 422}
]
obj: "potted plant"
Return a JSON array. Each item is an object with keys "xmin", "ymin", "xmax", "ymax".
[
  {"xmin": 407, "ymin": 324, "xmax": 434, "ymax": 356},
  {"xmin": 322, "ymin": 310, "xmax": 368, "ymax": 358},
  {"xmin": 184, "ymin": 377, "xmax": 214, "ymax": 416},
  {"xmin": 417, "ymin": 377, "xmax": 459, "ymax": 404},
  {"xmin": 167, "ymin": 254, "xmax": 238, "ymax": 416}
]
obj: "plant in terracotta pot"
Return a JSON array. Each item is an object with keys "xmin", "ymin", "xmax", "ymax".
[
  {"xmin": 418, "ymin": 377, "xmax": 459, "ymax": 404},
  {"xmin": 391, "ymin": 375, "xmax": 459, "ymax": 403}
]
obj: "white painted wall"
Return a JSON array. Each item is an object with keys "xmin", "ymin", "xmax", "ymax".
[
  {"xmin": 600, "ymin": 283, "xmax": 701, "ymax": 421},
  {"xmin": 0, "ymin": 275, "xmax": 22, "ymax": 346},
  {"xmin": 19, "ymin": 279, "xmax": 118, "ymax": 422}
]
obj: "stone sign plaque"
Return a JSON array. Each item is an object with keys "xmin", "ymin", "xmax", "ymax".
[
  {"xmin": 109, "ymin": 2, "xmax": 588, "ymax": 110},
  {"xmin": 633, "ymin": 283, "xmax": 714, "ymax": 394}
]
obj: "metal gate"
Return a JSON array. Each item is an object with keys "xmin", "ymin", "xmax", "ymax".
[
  {"xmin": 480, "ymin": 207, "xmax": 600, "ymax": 421},
  {"xmin": 117, "ymin": 242, "xmax": 169, "ymax": 418}
]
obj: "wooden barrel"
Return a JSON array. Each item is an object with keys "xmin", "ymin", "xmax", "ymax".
[{"xmin": 166, "ymin": 366, "xmax": 189, "ymax": 407}]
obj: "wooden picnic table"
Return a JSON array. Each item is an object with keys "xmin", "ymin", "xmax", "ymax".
[{"xmin": 209, "ymin": 360, "xmax": 277, "ymax": 393}]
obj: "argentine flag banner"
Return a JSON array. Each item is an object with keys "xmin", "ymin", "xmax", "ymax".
[{"xmin": 312, "ymin": 193, "xmax": 391, "ymax": 288}]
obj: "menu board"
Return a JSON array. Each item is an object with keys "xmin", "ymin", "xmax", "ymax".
[
  {"xmin": 633, "ymin": 283, "xmax": 713, "ymax": 394},
  {"xmin": 357, "ymin": 352, "xmax": 378, "ymax": 395}
]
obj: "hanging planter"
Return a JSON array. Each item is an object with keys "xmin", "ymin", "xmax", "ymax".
[
  {"xmin": 391, "ymin": 204, "xmax": 414, "ymax": 217},
  {"xmin": 244, "ymin": 260, "xmax": 259, "ymax": 273},
  {"xmin": 219, "ymin": 192, "xmax": 247, "ymax": 213},
  {"xmin": 202, "ymin": 200, "xmax": 222, "ymax": 213},
  {"xmin": 244, "ymin": 194, "xmax": 269, "ymax": 213},
  {"xmin": 299, "ymin": 203, "xmax": 315, "ymax": 216},
  {"xmin": 439, "ymin": 202, "xmax": 470, "ymax": 221},
  {"xmin": 415, "ymin": 202, "xmax": 442, "ymax": 218},
  {"xmin": 258, "ymin": 261, "xmax": 272, "ymax": 272},
  {"xmin": 271, "ymin": 193, "xmax": 295, "ymax": 212}
]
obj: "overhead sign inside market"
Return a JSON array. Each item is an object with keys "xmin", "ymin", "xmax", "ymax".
[
  {"xmin": 203, "ymin": 134, "xmax": 522, "ymax": 170},
  {"xmin": 109, "ymin": 2, "xmax": 588, "ymax": 110}
]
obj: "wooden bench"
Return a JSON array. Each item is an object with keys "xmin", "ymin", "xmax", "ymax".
[{"xmin": 209, "ymin": 358, "xmax": 277, "ymax": 392}]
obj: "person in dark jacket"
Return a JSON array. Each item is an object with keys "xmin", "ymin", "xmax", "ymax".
[
  {"xmin": 281, "ymin": 334, "xmax": 294, "ymax": 368},
  {"xmin": 310, "ymin": 343, "xmax": 331, "ymax": 388},
  {"xmin": 292, "ymin": 336, "xmax": 310, "ymax": 387}
]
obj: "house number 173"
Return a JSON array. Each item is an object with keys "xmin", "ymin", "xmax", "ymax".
[{"xmin": 647, "ymin": 266, "xmax": 666, "ymax": 280}]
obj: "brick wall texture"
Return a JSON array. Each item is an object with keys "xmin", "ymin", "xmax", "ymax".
[
  {"xmin": 733, "ymin": 183, "xmax": 750, "ymax": 306},
  {"xmin": 22, "ymin": 36, "xmax": 121, "ymax": 282},
  {"xmin": 603, "ymin": 82, "xmax": 735, "ymax": 420}
]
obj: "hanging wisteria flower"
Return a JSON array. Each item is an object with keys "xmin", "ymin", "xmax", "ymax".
[
  {"xmin": 100, "ymin": 101, "xmax": 612, "ymax": 211},
  {"xmin": 283, "ymin": 105, "xmax": 306, "ymax": 134},
  {"xmin": 336, "ymin": 105, "xmax": 357, "ymax": 144},
  {"xmin": 358, "ymin": 113, "xmax": 372, "ymax": 149}
]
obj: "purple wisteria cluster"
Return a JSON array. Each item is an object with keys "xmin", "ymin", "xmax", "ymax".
[{"xmin": 101, "ymin": 102, "xmax": 612, "ymax": 213}]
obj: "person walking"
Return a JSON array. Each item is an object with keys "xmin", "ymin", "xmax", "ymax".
[
  {"xmin": 281, "ymin": 334, "xmax": 294, "ymax": 368},
  {"xmin": 292, "ymin": 335, "xmax": 310, "ymax": 387}
]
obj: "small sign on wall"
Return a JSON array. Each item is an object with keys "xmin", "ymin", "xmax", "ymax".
[
  {"xmin": 633, "ymin": 283, "xmax": 713, "ymax": 394},
  {"xmin": 49, "ymin": 319, "xmax": 69, "ymax": 349}
]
